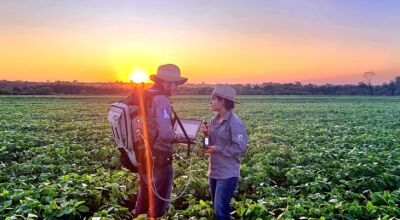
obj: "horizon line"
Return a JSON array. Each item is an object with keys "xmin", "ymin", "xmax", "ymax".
[{"xmin": 1, "ymin": 79, "xmax": 397, "ymax": 86}]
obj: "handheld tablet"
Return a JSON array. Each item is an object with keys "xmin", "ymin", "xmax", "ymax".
[{"xmin": 173, "ymin": 119, "xmax": 202, "ymax": 143}]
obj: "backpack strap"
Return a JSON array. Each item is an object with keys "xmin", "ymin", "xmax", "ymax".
[
  {"xmin": 122, "ymin": 88, "xmax": 165, "ymax": 107},
  {"xmin": 123, "ymin": 93, "xmax": 136, "ymax": 106}
]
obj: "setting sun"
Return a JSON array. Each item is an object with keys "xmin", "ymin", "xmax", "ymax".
[{"xmin": 129, "ymin": 70, "xmax": 149, "ymax": 83}]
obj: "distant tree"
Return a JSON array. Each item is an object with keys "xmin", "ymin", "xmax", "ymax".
[
  {"xmin": 12, "ymin": 87, "xmax": 22, "ymax": 93},
  {"xmin": 0, "ymin": 87, "xmax": 10, "ymax": 94},
  {"xmin": 36, "ymin": 86, "xmax": 54, "ymax": 95},
  {"xmin": 198, "ymin": 87, "xmax": 213, "ymax": 95},
  {"xmin": 388, "ymin": 82, "xmax": 396, "ymax": 96},
  {"xmin": 394, "ymin": 76, "xmax": 400, "ymax": 95},
  {"xmin": 3, "ymin": 76, "xmax": 400, "ymax": 96},
  {"xmin": 363, "ymin": 71, "xmax": 376, "ymax": 95}
]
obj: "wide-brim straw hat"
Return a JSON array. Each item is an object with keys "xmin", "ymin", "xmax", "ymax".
[
  {"xmin": 150, "ymin": 64, "xmax": 188, "ymax": 85},
  {"xmin": 212, "ymin": 84, "xmax": 239, "ymax": 103}
]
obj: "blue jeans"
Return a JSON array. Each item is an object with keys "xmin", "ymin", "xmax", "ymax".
[
  {"xmin": 209, "ymin": 177, "xmax": 239, "ymax": 220},
  {"xmin": 135, "ymin": 164, "xmax": 174, "ymax": 218}
]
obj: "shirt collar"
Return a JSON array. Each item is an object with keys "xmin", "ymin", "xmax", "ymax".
[
  {"xmin": 217, "ymin": 110, "xmax": 233, "ymax": 122},
  {"xmin": 150, "ymin": 83, "xmax": 170, "ymax": 96}
]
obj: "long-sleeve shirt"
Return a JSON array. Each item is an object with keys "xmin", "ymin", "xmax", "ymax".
[
  {"xmin": 208, "ymin": 110, "xmax": 248, "ymax": 179},
  {"xmin": 147, "ymin": 91, "xmax": 180, "ymax": 153}
]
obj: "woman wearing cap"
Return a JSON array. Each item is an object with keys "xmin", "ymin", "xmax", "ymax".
[
  {"xmin": 134, "ymin": 64, "xmax": 187, "ymax": 218},
  {"xmin": 201, "ymin": 84, "xmax": 249, "ymax": 220}
]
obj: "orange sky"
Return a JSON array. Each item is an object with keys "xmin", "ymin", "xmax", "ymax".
[{"xmin": 1, "ymin": 1, "xmax": 399, "ymax": 84}]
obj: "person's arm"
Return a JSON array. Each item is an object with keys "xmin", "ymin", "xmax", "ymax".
[
  {"xmin": 153, "ymin": 96, "xmax": 180, "ymax": 142},
  {"xmin": 207, "ymin": 119, "xmax": 248, "ymax": 159}
]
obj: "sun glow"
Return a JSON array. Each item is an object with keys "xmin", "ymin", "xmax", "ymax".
[{"xmin": 129, "ymin": 70, "xmax": 149, "ymax": 83}]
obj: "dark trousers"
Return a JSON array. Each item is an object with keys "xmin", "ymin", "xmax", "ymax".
[
  {"xmin": 209, "ymin": 177, "xmax": 239, "ymax": 220},
  {"xmin": 135, "ymin": 164, "xmax": 174, "ymax": 218}
]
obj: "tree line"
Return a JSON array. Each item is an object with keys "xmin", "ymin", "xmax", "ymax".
[{"xmin": 1, "ymin": 76, "xmax": 400, "ymax": 96}]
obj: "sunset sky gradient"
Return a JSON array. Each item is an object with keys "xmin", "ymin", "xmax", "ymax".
[{"xmin": 1, "ymin": 0, "xmax": 399, "ymax": 84}]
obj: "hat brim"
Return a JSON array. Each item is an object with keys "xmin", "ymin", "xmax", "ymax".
[
  {"xmin": 150, "ymin": 75, "xmax": 187, "ymax": 85},
  {"xmin": 213, "ymin": 94, "xmax": 240, "ymax": 104}
]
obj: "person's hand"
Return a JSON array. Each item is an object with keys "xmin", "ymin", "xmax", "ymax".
[{"xmin": 205, "ymin": 145, "xmax": 216, "ymax": 153}]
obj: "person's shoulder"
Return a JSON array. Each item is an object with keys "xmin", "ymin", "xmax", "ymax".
[
  {"xmin": 230, "ymin": 112, "xmax": 245, "ymax": 127},
  {"xmin": 146, "ymin": 89, "xmax": 167, "ymax": 99},
  {"xmin": 151, "ymin": 93, "xmax": 170, "ymax": 107},
  {"xmin": 147, "ymin": 88, "xmax": 165, "ymax": 96}
]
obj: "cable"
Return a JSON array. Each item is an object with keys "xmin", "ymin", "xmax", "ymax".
[{"xmin": 140, "ymin": 133, "xmax": 194, "ymax": 202}]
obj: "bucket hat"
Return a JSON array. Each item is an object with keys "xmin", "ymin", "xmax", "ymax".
[
  {"xmin": 212, "ymin": 84, "xmax": 239, "ymax": 103},
  {"xmin": 150, "ymin": 64, "xmax": 188, "ymax": 85}
]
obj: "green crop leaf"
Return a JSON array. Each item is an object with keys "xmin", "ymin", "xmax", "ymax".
[
  {"xmin": 1, "ymin": 95, "xmax": 400, "ymax": 219},
  {"xmin": 77, "ymin": 205, "xmax": 90, "ymax": 213},
  {"xmin": 27, "ymin": 213, "xmax": 38, "ymax": 218},
  {"xmin": 199, "ymin": 200, "xmax": 206, "ymax": 206}
]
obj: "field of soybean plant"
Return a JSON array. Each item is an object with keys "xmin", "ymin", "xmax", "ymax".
[{"xmin": 1, "ymin": 95, "xmax": 400, "ymax": 220}]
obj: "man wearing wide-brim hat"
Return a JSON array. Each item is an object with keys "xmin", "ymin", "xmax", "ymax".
[
  {"xmin": 134, "ymin": 64, "xmax": 187, "ymax": 218},
  {"xmin": 150, "ymin": 63, "xmax": 187, "ymax": 86}
]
